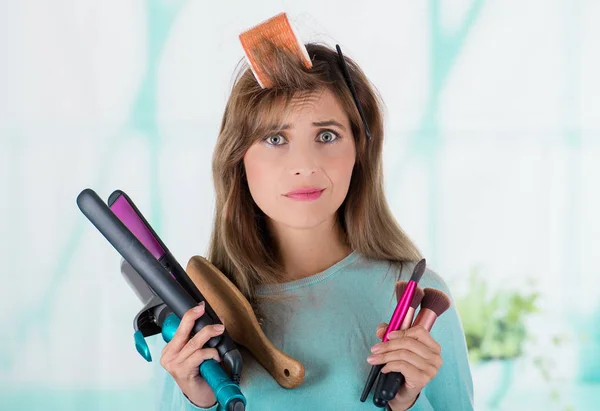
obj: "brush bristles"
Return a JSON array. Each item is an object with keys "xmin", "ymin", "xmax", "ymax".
[
  {"xmin": 395, "ymin": 281, "xmax": 425, "ymax": 309},
  {"xmin": 412, "ymin": 286, "xmax": 425, "ymax": 309},
  {"xmin": 409, "ymin": 259, "xmax": 426, "ymax": 283},
  {"xmin": 421, "ymin": 288, "xmax": 451, "ymax": 317}
]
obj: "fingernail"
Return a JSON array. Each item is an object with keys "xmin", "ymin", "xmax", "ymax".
[
  {"xmin": 193, "ymin": 301, "xmax": 205, "ymax": 313},
  {"xmin": 367, "ymin": 355, "xmax": 377, "ymax": 364},
  {"xmin": 371, "ymin": 344, "xmax": 381, "ymax": 353},
  {"xmin": 214, "ymin": 324, "xmax": 225, "ymax": 332}
]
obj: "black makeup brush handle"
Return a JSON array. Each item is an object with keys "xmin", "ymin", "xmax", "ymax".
[{"xmin": 374, "ymin": 371, "xmax": 405, "ymax": 404}]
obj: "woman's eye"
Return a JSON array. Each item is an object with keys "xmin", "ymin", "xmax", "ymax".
[
  {"xmin": 265, "ymin": 134, "xmax": 287, "ymax": 146},
  {"xmin": 318, "ymin": 130, "xmax": 339, "ymax": 143}
]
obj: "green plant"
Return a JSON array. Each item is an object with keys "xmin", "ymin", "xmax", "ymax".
[{"xmin": 455, "ymin": 268, "xmax": 540, "ymax": 363}]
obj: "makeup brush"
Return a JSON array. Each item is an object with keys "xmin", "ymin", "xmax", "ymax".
[
  {"xmin": 371, "ymin": 283, "xmax": 424, "ymax": 406},
  {"xmin": 412, "ymin": 288, "xmax": 451, "ymax": 329},
  {"xmin": 374, "ymin": 288, "xmax": 452, "ymax": 406},
  {"xmin": 375, "ymin": 281, "xmax": 425, "ymax": 340},
  {"xmin": 395, "ymin": 281, "xmax": 425, "ymax": 330},
  {"xmin": 360, "ymin": 259, "xmax": 427, "ymax": 403}
]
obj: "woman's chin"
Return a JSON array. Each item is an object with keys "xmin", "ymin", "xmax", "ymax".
[{"xmin": 273, "ymin": 213, "xmax": 335, "ymax": 230}]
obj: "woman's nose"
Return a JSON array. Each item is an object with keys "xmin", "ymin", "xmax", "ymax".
[{"xmin": 287, "ymin": 146, "xmax": 318, "ymax": 176}]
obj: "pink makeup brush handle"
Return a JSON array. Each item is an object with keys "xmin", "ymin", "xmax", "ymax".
[{"xmin": 383, "ymin": 281, "xmax": 417, "ymax": 342}]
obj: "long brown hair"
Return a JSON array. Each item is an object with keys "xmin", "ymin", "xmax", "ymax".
[{"xmin": 207, "ymin": 42, "xmax": 422, "ymax": 307}]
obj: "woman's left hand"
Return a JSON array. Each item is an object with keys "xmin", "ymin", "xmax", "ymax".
[{"xmin": 367, "ymin": 323, "xmax": 443, "ymax": 410}]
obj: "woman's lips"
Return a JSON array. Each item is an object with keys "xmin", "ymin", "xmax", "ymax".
[{"xmin": 284, "ymin": 188, "xmax": 325, "ymax": 201}]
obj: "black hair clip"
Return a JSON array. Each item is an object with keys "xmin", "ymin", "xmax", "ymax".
[{"xmin": 335, "ymin": 44, "xmax": 372, "ymax": 141}]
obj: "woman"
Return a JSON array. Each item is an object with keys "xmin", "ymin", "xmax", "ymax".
[{"xmin": 158, "ymin": 43, "xmax": 474, "ymax": 410}]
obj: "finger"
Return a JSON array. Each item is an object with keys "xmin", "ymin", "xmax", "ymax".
[
  {"xmin": 380, "ymin": 360, "xmax": 434, "ymax": 390},
  {"xmin": 378, "ymin": 349, "xmax": 440, "ymax": 376},
  {"xmin": 172, "ymin": 348, "xmax": 220, "ymax": 381},
  {"xmin": 165, "ymin": 302, "xmax": 206, "ymax": 355},
  {"xmin": 371, "ymin": 337, "xmax": 438, "ymax": 362},
  {"xmin": 388, "ymin": 327, "xmax": 441, "ymax": 355},
  {"xmin": 403, "ymin": 325, "xmax": 442, "ymax": 354},
  {"xmin": 376, "ymin": 323, "xmax": 388, "ymax": 339},
  {"xmin": 182, "ymin": 348, "xmax": 221, "ymax": 372},
  {"xmin": 177, "ymin": 323, "xmax": 225, "ymax": 362}
]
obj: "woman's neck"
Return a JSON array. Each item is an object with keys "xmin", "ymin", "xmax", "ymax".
[{"xmin": 267, "ymin": 216, "xmax": 352, "ymax": 283}]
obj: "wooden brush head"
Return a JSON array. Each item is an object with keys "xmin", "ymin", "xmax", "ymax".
[{"xmin": 185, "ymin": 256, "xmax": 305, "ymax": 389}]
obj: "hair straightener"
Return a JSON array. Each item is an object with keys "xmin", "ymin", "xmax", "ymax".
[{"xmin": 77, "ymin": 188, "xmax": 246, "ymax": 411}]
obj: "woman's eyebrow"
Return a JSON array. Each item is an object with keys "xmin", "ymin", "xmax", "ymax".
[
  {"xmin": 312, "ymin": 120, "xmax": 346, "ymax": 131},
  {"xmin": 276, "ymin": 120, "xmax": 347, "ymax": 131}
]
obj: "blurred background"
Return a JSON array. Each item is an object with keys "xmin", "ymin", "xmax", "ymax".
[{"xmin": 1, "ymin": 1, "xmax": 598, "ymax": 410}]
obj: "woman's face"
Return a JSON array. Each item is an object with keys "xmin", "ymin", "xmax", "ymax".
[{"xmin": 243, "ymin": 88, "xmax": 356, "ymax": 229}]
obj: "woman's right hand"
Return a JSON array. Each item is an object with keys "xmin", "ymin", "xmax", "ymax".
[{"xmin": 160, "ymin": 301, "xmax": 226, "ymax": 408}]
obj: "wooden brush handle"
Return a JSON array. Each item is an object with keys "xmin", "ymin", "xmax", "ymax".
[
  {"xmin": 242, "ymin": 325, "xmax": 305, "ymax": 388},
  {"xmin": 186, "ymin": 256, "xmax": 305, "ymax": 389}
]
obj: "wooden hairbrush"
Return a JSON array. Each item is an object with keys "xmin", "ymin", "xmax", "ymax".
[
  {"xmin": 239, "ymin": 12, "xmax": 312, "ymax": 89},
  {"xmin": 186, "ymin": 256, "xmax": 305, "ymax": 389}
]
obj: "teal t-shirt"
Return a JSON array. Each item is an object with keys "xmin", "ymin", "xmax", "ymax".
[{"xmin": 158, "ymin": 251, "xmax": 474, "ymax": 410}]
